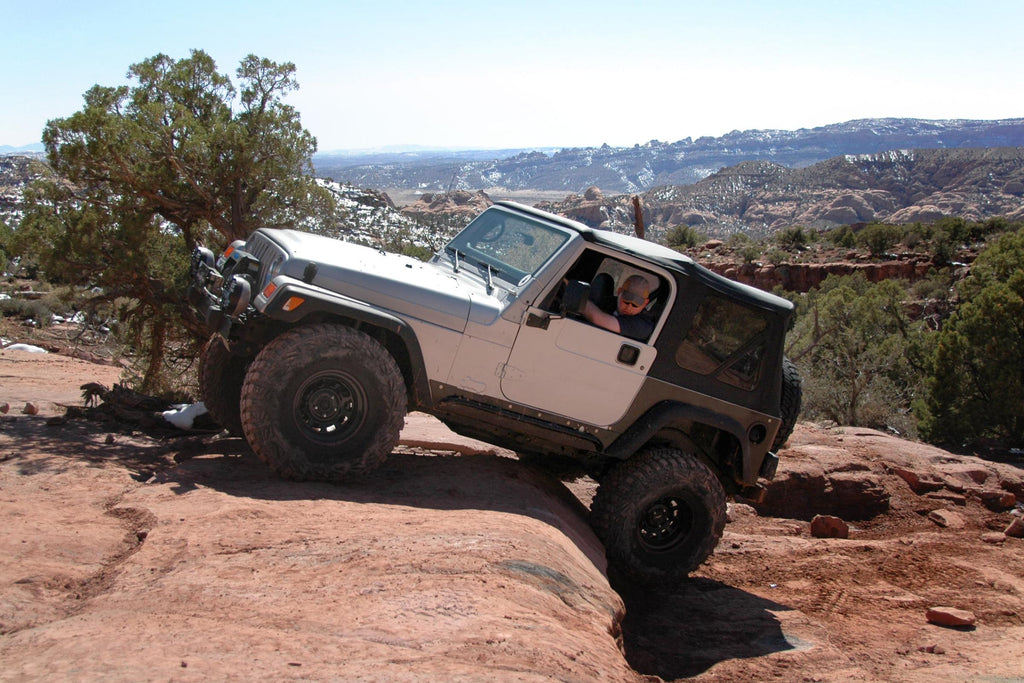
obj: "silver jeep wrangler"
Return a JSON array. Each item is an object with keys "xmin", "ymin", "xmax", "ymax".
[{"xmin": 188, "ymin": 201, "xmax": 801, "ymax": 585}]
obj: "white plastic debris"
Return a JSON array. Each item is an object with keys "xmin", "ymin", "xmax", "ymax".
[{"xmin": 161, "ymin": 402, "xmax": 208, "ymax": 430}]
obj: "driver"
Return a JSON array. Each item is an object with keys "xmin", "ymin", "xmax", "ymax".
[{"xmin": 581, "ymin": 274, "xmax": 654, "ymax": 341}]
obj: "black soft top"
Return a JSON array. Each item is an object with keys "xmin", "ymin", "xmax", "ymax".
[{"xmin": 496, "ymin": 201, "xmax": 794, "ymax": 316}]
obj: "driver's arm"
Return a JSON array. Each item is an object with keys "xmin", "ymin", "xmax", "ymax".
[{"xmin": 581, "ymin": 299, "xmax": 621, "ymax": 334}]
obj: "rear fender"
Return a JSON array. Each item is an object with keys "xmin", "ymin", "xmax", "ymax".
[{"xmin": 605, "ymin": 401, "xmax": 752, "ymax": 484}]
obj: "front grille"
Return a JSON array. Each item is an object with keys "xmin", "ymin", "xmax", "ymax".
[{"xmin": 243, "ymin": 232, "xmax": 286, "ymax": 291}]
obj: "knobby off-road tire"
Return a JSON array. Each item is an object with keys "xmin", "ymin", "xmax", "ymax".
[
  {"xmin": 773, "ymin": 356, "xmax": 803, "ymax": 450},
  {"xmin": 198, "ymin": 335, "xmax": 249, "ymax": 435},
  {"xmin": 240, "ymin": 324, "xmax": 407, "ymax": 482},
  {"xmin": 591, "ymin": 447, "xmax": 727, "ymax": 586}
]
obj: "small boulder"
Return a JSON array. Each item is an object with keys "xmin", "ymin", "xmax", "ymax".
[
  {"xmin": 928, "ymin": 509, "xmax": 965, "ymax": 529},
  {"xmin": 1005, "ymin": 517, "xmax": 1024, "ymax": 538},
  {"xmin": 889, "ymin": 465, "xmax": 944, "ymax": 494},
  {"xmin": 810, "ymin": 514, "xmax": 850, "ymax": 539},
  {"xmin": 22, "ymin": 402, "xmax": 39, "ymax": 416},
  {"xmin": 926, "ymin": 607, "xmax": 976, "ymax": 628},
  {"xmin": 981, "ymin": 532, "xmax": 1007, "ymax": 544},
  {"xmin": 726, "ymin": 502, "xmax": 758, "ymax": 522},
  {"xmin": 974, "ymin": 489, "xmax": 1016, "ymax": 511},
  {"xmin": 0, "ymin": 402, "xmax": 9, "ymax": 414}
]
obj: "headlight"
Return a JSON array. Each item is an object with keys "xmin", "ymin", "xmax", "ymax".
[
  {"xmin": 263, "ymin": 256, "xmax": 285, "ymax": 291},
  {"xmin": 190, "ymin": 247, "xmax": 216, "ymax": 282},
  {"xmin": 221, "ymin": 275, "xmax": 253, "ymax": 318}
]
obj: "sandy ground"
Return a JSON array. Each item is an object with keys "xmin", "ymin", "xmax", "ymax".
[{"xmin": 1, "ymin": 347, "xmax": 1023, "ymax": 682}]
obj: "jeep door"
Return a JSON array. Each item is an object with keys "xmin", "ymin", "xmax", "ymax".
[{"xmin": 499, "ymin": 255, "xmax": 669, "ymax": 427}]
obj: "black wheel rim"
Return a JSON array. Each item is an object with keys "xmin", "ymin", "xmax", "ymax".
[
  {"xmin": 638, "ymin": 496, "xmax": 694, "ymax": 552},
  {"xmin": 293, "ymin": 370, "xmax": 366, "ymax": 444}
]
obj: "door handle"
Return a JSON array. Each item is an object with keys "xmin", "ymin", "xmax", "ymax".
[{"xmin": 617, "ymin": 344, "xmax": 641, "ymax": 366}]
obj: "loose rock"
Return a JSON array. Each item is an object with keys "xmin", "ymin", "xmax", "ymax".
[
  {"xmin": 928, "ymin": 509, "xmax": 965, "ymax": 529},
  {"xmin": 973, "ymin": 489, "xmax": 1017, "ymax": 511},
  {"xmin": 1005, "ymin": 517, "xmax": 1024, "ymax": 538},
  {"xmin": 980, "ymin": 532, "xmax": 1007, "ymax": 544},
  {"xmin": 22, "ymin": 402, "xmax": 39, "ymax": 416},
  {"xmin": 926, "ymin": 607, "xmax": 976, "ymax": 628},
  {"xmin": 810, "ymin": 514, "xmax": 850, "ymax": 539}
]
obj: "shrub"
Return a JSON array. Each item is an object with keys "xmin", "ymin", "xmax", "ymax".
[
  {"xmin": 666, "ymin": 225, "xmax": 705, "ymax": 250},
  {"xmin": 855, "ymin": 222, "xmax": 902, "ymax": 256},
  {"xmin": 789, "ymin": 274, "xmax": 926, "ymax": 436},
  {"xmin": 726, "ymin": 232, "xmax": 751, "ymax": 248},
  {"xmin": 774, "ymin": 226, "xmax": 809, "ymax": 251},
  {"xmin": 739, "ymin": 243, "xmax": 763, "ymax": 263},
  {"xmin": 0, "ymin": 296, "xmax": 55, "ymax": 326},
  {"xmin": 827, "ymin": 225, "xmax": 856, "ymax": 248},
  {"xmin": 916, "ymin": 227, "xmax": 1024, "ymax": 448},
  {"xmin": 764, "ymin": 248, "xmax": 788, "ymax": 266}
]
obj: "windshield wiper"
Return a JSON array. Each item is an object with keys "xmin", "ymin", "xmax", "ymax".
[
  {"xmin": 445, "ymin": 245, "xmax": 463, "ymax": 273},
  {"xmin": 484, "ymin": 263, "xmax": 494, "ymax": 294}
]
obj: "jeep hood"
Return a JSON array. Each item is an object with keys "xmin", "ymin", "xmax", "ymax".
[{"xmin": 264, "ymin": 230, "xmax": 485, "ymax": 331}]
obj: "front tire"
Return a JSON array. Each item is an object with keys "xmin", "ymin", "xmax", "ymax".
[
  {"xmin": 240, "ymin": 324, "xmax": 407, "ymax": 482},
  {"xmin": 591, "ymin": 447, "xmax": 727, "ymax": 586},
  {"xmin": 198, "ymin": 335, "xmax": 249, "ymax": 435}
]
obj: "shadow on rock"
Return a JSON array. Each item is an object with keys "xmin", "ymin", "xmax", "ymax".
[
  {"xmin": 0, "ymin": 416, "xmax": 179, "ymax": 478},
  {"xmin": 616, "ymin": 576, "xmax": 798, "ymax": 679},
  {"xmin": 159, "ymin": 442, "xmax": 606, "ymax": 569}
]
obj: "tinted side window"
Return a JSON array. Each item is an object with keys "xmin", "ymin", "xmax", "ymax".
[{"xmin": 675, "ymin": 294, "xmax": 769, "ymax": 390}]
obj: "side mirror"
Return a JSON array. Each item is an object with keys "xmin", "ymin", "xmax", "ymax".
[{"xmin": 561, "ymin": 280, "xmax": 591, "ymax": 316}]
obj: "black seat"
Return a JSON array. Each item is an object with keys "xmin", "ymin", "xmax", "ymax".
[{"xmin": 590, "ymin": 272, "xmax": 617, "ymax": 312}]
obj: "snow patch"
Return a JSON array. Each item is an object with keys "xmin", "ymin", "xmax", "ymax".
[
  {"xmin": 161, "ymin": 402, "xmax": 208, "ymax": 430},
  {"xmin": 3, "ymin": 343, "xmax": 48, "ymax": 353}
]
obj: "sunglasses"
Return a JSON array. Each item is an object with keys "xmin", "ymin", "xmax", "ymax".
[{"xmin": 620, "ymin": 292, "xmax": 648, "ymax": 308}]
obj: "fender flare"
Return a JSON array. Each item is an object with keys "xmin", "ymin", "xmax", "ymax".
[
  {"xmin": 259, "ymin": 278, "xmax": 432, "ymax": 408},
  {"xmin": 605, "ymin": 401, "xmax": 752, "ymax": 478}
]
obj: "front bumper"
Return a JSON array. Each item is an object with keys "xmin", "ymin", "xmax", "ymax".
[{"xmin": 188, "ymin": 245, "xmax": 256, "ymax": 336}]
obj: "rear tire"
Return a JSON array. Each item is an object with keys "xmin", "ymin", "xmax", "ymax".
[
  {"xmin": 240, "ymin": 324, "xmax": 406, "ymax": 482},
  {"xmin": 773, "ymin": 357, "xmax": 803, "ymax": 450},
  {"xmin": 591, "ymin": 447, "xmax": 726, "ymax": 586},
  {"xmin": 198, "ymin": 335, "xmax": 248, "ymax": 435}
]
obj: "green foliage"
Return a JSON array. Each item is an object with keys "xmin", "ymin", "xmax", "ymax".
[
  {"xmin": 789, "ymin": 274, "xmax": 926, "ymax": 435},
  {"xmin": 725, "ymin": 232, "xmax": 751, "ymax": 249},
  {"xmin": 0, "ymin": 296, "xmax": 55, "ymax": 325},
  {"xmin": 0, "ymin": 216, "xmax": 9, "ymax": 264},
  {"xmin": 926, "ymin": 216, "xmax": 1004, "ymax": 265},
  {"xmin": 855, "ymin": 222, "xmax": 902, "ymax": 256},
  {"xmin": 826, "ymin": 224, "xmax": 856, "ymax": 248},
  {"xmin": 14, "ymin": 50, "xmax": 334, "ymax": 392},
  {"xmin": 773, "ymin": 226, "xmax": 808, "ymax": 251},
  {"xmin": 901, "ymin": 223, "xmax": 929, "ymax": 250},
  {"xmin": 916, "ymin": 228, "xmax": 1024, "ymax": 448},
  {"xmin": 909, "ymin": 267, "xmax": 955, "ymax": 304},
  {"xmin": 764, "ymin": 248, "xmax": 788, "ymax": 266},
  {"xmin": 738, "ymin": 243, "xmax": 762, "ymax": 263},
  {"xmin": 666, "ymin": 224, "xmax": 705, "ymax": 250}
]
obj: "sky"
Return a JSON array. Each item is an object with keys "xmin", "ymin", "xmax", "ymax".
[{"xmin": 2, "ymin": 0, "xmax": 1023, "ymax": 152}]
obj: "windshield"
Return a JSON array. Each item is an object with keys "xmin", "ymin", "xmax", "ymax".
[{"xmin": 444, "ymin": 208, "xmax": 572, "ymax": 286}]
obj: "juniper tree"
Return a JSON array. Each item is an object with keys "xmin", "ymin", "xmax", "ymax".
[{"xmin": 15, "ymin": 50, "xmax": 336, "ymax": 391}]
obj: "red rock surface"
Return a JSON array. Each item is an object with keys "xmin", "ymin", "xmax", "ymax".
[{"xmin": 2, "ymin": 350, "xmax": 1023, "ymax": 681}]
